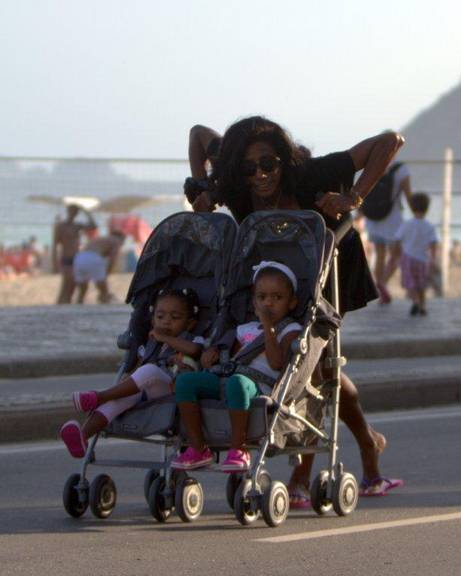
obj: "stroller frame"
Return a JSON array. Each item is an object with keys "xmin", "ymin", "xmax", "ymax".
[
  {"xmin": 62, "ymin": 211, "xmax": 238, "ymax": 522},
  {"xmin": 235, "ymin": 218, "xmax": 357, "ymax": 527},
  {"xmin": 62, "ymin": 211, "xmax": 358, "ymax": 527}
]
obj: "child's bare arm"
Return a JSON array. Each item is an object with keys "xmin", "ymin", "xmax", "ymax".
[
  {"xmin": 201, "ymin": 346, "xmax": 220, "ymax": 368},
  {"xmin": 150, "ymin": 329, "xmax": 202, "ymax": 358},
  {"xmin": 264, "ymin": 327, "xmax": 300, "ymax": 371}
]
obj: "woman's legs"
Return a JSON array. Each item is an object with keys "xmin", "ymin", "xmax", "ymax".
[
  {"xmin": 338, "ymin": 371, "xmax": 386, "ymax": 481},
  {"xmin": 288, "ymin": 370, "xmax": 386, "ymax": 490},
  {"xmin": 374, "ymin": 243, "xmax": 392, "ymax": 303}
]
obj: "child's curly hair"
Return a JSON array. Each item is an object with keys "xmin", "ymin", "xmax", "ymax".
[{"xmin": 152, "ymin": 288, "xmax": 200, "ymax": 318}]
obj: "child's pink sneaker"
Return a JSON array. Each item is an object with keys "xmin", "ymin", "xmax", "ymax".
[
  {"xmin": 171, "ymin": 446, "xmax": 213, "ymax": 470},
  {"xmin": 220, "ymin": 449, "xmax": 250, "ymax": 472},
  {"xmin": 72, "ymin": 391, "xmax": 98, "ymax": 413},
  {"xmin": 60, "ymin": 420, "xmax": 88, "ymax": 458}
]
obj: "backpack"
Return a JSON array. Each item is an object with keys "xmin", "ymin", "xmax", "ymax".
[{"xmin": 361, "ymin": 163, "xmax": 403, "ymax": 221}]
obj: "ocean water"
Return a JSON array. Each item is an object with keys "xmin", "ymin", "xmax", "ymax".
[
  {"xmin": 1, "ymin": 158, "xmax": 460, "ymax": 249},
  {"xmin": 0, "ymin": 159, "xmax": 190, "ymax": 248}
]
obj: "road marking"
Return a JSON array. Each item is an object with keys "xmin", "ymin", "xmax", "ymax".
[{"xmin": 255, "ymin": 511, "xmax": 461, "ymax": 543}]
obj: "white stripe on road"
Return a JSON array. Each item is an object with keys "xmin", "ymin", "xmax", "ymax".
[{"xmin": 255, "ymin": 511, "xmax": 461, "ymax": 543}]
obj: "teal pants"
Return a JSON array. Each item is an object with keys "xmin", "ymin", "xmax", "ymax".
[{"xmin": 175, "ymin": 371, "xmax": 259, "ymax": 410}]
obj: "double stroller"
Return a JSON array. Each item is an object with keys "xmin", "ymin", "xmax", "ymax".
[{"xmin": 62, "ymin": 209, "xmax": 359, "ymax": 528}]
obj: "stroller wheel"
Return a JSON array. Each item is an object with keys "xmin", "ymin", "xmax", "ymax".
[
  {"xmin": 225, "ymin": 473, "xmax": 243, "ymax": 510},
  {"xmin": 89, "ymin": 474, "xmax": 117, "ymax": 519},
  {"xmin": 63, "ymin": 473, "xmax": 89, "ymax": 518},
  {"xmin": 175, "ymin": 477, "xmax": 204, "ymax": 522},
  {"xmin": 234, "ymin": 479, "xmax": 260, "ymax": 526},
  {"xmin": 332, "ymin": 472, "xmax": 358, "ymax": 516},
  {"xmin": 311, "ymin": 471, "xmax": 333, "ymax": 515},
  {"xmin": 148, "ymin": 476, "xmax": 173, "ymax": 523},
  {"xmin": 143, "ymin": 469, "xmax": 160, "ymax": 503},
  {"xmin": 257, "ymin": 469, "xmax": 272, "ymax": 493},
  {"xmin": 262, "ymin": 481, "xmax": 289, "ymax": 528}
]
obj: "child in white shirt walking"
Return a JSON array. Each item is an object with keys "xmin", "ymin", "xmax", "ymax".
[{"xmin": 393, "ymin": 193, "xmax": 438, "ymax": 315}]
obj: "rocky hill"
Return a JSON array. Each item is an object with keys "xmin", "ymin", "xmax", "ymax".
[{"xmin": 399, "ymin": 81, "xmax": 461, "ymax": 192}]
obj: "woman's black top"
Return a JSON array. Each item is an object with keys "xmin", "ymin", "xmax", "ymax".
[{"xmin": 225, "ymin": 151, "xmax": 378, "ymax": 315}]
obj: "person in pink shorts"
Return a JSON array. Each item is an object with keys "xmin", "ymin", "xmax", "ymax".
[
  {"xmin": 60, "ymin": 288, "xmax": 204, "ymax": 458},
  {"xmin": 393, "ymin": 193, "xmax": 438, "ymax": 316}
]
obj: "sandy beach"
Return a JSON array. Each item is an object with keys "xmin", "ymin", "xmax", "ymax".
[{"xmin": 0, "ymin": 267, "xmax": 460, "ymax": 307}]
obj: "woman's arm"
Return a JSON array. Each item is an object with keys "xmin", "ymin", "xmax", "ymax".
[
  {"xmin": 188, "ymin": 124, "xmax": 221, "ymax": 179},
  {"xmin": 348, "ymin": 132, "xmax": 405, "ymax": 200},
  {"xmin": 316, "ymin": 132, "xmax": 405, "ymax": 219},
  {"xmin": 400, "ymin": 174, "xmax": 412, "ymax": 205}
]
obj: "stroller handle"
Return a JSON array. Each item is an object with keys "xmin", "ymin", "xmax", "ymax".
[
  {"xmin": 314, "ymin": 190, "xmax": 353, "ymax": 245},
  {"xmin": 334, "ymin": 214, "xmax": 353, "ymax": 245}
]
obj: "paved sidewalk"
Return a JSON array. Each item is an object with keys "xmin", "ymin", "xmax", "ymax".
[
  {"xmin": 0, "ymin": 298, "xmax": 460, "ymax": 442},
  {"xmin": 1, "ymin": 298, "xmax": 460, "ymax": 378}
]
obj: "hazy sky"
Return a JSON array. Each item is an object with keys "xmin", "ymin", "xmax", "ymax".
[{"xmin": 2, "ymin": 0, "xmax": 460, "ymax": 158}]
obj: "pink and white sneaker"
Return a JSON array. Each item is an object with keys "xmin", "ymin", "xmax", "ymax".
[
  {"xmin": 72, "ymin": 391, "xmax": 98, "ymax": 413},
  {"xmin": 171, "ymin": 447, "xmax": 213, "ymax": 470},
  {"xmin": 220, "ymin": 449, "xmax": 251, "ymax": 473},
  {"xmin": 60, "ymin": 420, "xmax": 88, "ymax": 458}
]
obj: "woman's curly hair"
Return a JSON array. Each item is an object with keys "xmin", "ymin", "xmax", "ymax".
[{"xmin": 211, "ymin": 116, "xmax": 305, "ymax": 222}]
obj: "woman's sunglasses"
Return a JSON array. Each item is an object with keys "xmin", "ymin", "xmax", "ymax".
[{"xmin": 241, "ymin": 155, "xmax": 281, "ymax": 178}]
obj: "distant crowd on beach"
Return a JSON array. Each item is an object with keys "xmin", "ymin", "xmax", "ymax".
[{"xmin": 0, "ymin": 236, "xmax": 50, "ymax": 279}]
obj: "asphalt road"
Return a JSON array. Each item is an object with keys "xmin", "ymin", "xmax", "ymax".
[{"xmin": 1, "ymin": 406, "xmax": 461, "ymax": 576}]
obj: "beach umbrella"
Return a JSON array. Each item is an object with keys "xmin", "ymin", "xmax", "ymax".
[{"xmin": 27, "ymin": 194, "xmax": 100, "ymax": 211}]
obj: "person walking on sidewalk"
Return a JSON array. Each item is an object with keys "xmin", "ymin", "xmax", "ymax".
[
  {"xmin": 392, "ymin": 192, "xmax": 438, "ymax": 316},
  {"xmin": 364, "ymin": 161, "xmax": 412, "ymax": 304}
]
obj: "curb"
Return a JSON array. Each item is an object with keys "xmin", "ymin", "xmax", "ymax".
[
  {"xmin": 1, "ymin": 376, "xmax": 460, "ymax": 444},
  {"xmin": 343, "ymin": 339, "xmax": 461, "ymax": 360},
  {"xmin": 2, "ymin": 338, "xmax": 461, "ymax": 379},
  {"xmin": 0, "ymin": 354, "xmax": 123, "ymax": 379}
]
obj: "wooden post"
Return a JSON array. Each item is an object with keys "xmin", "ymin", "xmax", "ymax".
[{"xmin": 441, "ymin": 147, "xmax": 453, "ymax": 296}]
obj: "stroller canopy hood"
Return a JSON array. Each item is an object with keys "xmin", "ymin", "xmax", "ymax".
[
  {"xmin": 223, "ymin": 210, "xmax": 328, "ymax": 321},
  {"xmin": 126, "ymin": 212, "xmax": 238, "ymax": 303}
]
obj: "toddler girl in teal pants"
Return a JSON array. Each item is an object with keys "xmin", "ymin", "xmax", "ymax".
[{"xmin": 171, "ymin": 261, "xmax": 301, "ymax": 473}]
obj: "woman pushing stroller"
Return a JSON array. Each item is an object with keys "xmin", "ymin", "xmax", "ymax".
[
  {"xmin": 171, "ymin": 261, "xmax": 302, "ymax": 472},
  {"xmin": 60, "ymin": 288, "xmax": 204, "ymax": 458},
  {"xmin": 186, "ymin": 116, "xmax": 404, "ymax": 500}
]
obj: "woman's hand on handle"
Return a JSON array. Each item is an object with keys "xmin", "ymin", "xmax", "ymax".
[
  {"xmin": 192, "ymin": 191, "xmax": 216, "ymax": 213},
  {"xmin": 315, "ymin": 192, "xmax": 357, "ymax": 220}
]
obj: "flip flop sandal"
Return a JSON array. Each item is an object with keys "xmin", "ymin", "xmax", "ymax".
[
  {"xmin": 288, "ymin": 485, "xmax": 311, "ymax": 509},
  {"xmin": 60, "ymin": 420, "xmax": 88, "ymax": 458},
  {"xmin": 360, "ymin": 477, "xmax": 404, "ymax": 497}
]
